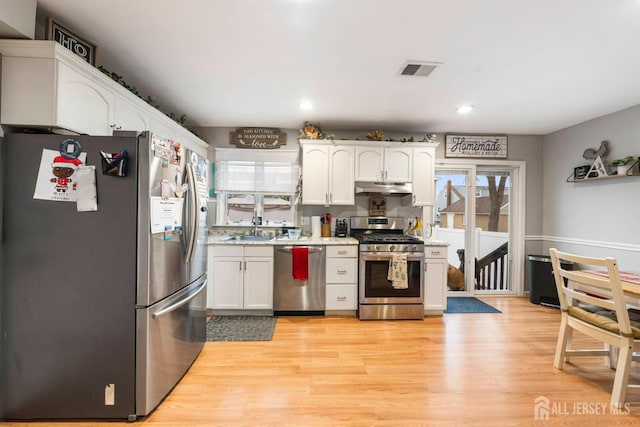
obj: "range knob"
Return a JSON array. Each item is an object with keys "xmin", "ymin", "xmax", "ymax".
[{"xmin": 389, "ymin": 244, "xmax": 396, "ymax": 252}]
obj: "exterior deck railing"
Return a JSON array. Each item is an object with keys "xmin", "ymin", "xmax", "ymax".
[{"xmin": 477, "ymin": 242, "xmax": 509, "ymax": 290}]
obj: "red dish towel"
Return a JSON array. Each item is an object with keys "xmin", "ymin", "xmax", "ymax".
[{"xmin": 292, "ymin": 246, "xmax": 309, "ymax": 280}]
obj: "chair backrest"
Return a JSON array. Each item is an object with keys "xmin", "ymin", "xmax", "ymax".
[{"xmin": 548, "ymin": 248, "xmax": 631, "ymax": 337}]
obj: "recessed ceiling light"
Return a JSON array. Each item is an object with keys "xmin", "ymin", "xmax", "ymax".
[
  {"xmin": 456, "ymin": 105, "xmax": 474, "ymax": 114},
  {"xmin": 299, "ymin": 100, "xmax": 313, "ymax": 111}
]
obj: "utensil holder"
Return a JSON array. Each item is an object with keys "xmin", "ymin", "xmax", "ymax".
[{"xmin": 321, "ymin": 224, "xmax": 331, "ymax": 237}]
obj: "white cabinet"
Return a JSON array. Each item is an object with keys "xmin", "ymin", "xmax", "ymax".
[
  {"xmin": 111, "ymin": 95, "xmax": 150, "ymax": 133},
  {"xmin": 325, "ymin": 245, "xmax": 358, "ymax": 311},
  {"xmin": 411, "ymin": 146, "xmax": 436, "ymax": 206},
  {"xmin": 424, "ymin": 245, "xmax": 448, "ymax": 315},
  {"xmin": 355, "ymin": 146, "xmax": 412, "ymax": 182},
  {"xmin": 208, "ymin": 245, "xmax": 273, "ymax": 310},
  {"xmin": 301, "ymin": 143, "xmax": 355, "ymax": 205},
  {"xmin": 0, "ymin": 40, "xmax": 207, "ymax": 150}
]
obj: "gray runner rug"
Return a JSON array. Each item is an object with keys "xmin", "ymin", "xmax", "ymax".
[{"xmin": 206, "ymin": 315, "xmax": 277, "ymax": 341}]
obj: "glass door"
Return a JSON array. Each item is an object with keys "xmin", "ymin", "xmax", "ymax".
[
  {"xmin": 433, "ymin": 168, "xmax": 473, "ymax": 293},
  {"xmin": 475, "ymin": 168, "xmax": 512, "ymax": 293},
  {"xmin": 434, "ymin": 166, "xmax": 515, "ymax": 294}
]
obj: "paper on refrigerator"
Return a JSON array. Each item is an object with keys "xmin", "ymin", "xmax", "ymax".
[{"xmin": 150, "ymin": 196, "xmax": 183, "ymax": 234}]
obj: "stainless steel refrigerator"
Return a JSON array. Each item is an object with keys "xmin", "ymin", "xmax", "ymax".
[{"xmin": 0, "ymin": 131, "xmax": 208, "ymax": 421}]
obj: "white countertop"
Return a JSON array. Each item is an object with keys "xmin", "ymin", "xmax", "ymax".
[
  {"xmin": 423, "ymin": 240, "xmax": 450, "ymax": 246},
  {"xmin": 208, "ymin": 235, "xmax": 359, "ymax": 246},
  {"xmin": 208, "ymin": 235, "xmax": 448, "ymax": 247}
]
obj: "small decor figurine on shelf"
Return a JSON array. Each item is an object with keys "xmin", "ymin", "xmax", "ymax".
[
  {"xmin": 299, "ymin": 122, "xmax": 324, "ymax": 140},
  {"xmin": 582, "ymin": 140, "xmax": 608, "ymax": 160},
  {"xmin": 365, "ymin": 130, "xmax": 385, "ymax": 141}
]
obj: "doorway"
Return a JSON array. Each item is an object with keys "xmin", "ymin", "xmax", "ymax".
[{"xmin": 433, "ymin": 161, "xmax": 525, "ymax": 296}]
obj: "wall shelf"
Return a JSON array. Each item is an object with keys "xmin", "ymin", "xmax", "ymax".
[{"xmin": 566, "ymin": 159, "xmax": 639, "ymax": 182}]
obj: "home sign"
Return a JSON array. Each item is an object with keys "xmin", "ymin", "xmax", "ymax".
[
  {"xmin": 445, "ymin": 135, "xmax": 508, "ymax": 159},
  {"xmin": 46, "ymin": 18, "xmax": 98, "ymax": 66},
  {"xmin": 230, "ymin": 128, "xmax": 287, "ymax": 149}
]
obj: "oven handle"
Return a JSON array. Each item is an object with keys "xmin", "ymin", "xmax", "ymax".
[{"xmin": 359, "ymin": 252, "xmax": 424, "ymax": 261}]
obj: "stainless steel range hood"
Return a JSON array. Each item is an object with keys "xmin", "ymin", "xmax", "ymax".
[{"xmin": 354, "ymin": 181, "xmax": 412, "ymax": 196}]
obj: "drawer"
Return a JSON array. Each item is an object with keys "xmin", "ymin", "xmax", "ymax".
[
  {"xmin": 425, "ymin": 246, "xmax": 447, "ymax": 259},
  {"xmin": 326, "ymin": 245, "xmax": 358, "ymax": 258},
  {"xmin": 213, "ymin": 245, "xmax": 244, "ymax": 257},
  {"xmin": 325, "ymin": 284, "xmax": 357, "ymax": 310},
  {"xmin": 244, "ymin": 245, "xmax": 273, "ymax": 257},
  {"xmin": 326, "ymin": 258, "xmax": 357, "ymax": 283}
]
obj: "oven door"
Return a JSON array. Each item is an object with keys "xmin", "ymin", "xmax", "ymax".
[{"xmin": 359, "ymin": 252, "xmax": 424, "ymax": 304}]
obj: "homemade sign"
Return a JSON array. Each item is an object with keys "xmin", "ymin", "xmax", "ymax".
[
  {"xmin": 445, "ymin": 135, "xmax": 508, "ymax": 159},
  {"xmin": 230, "ymin": 128, "xmax": 287, "ymax": 149},
  {"xmin": 46, "ymin": 18, "xmax": 98, "ymax": 66}
]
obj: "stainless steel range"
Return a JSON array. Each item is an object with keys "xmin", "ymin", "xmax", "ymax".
[{"xmin": 350, "ymin": 216, "xmax": 425, "ymax": 320}]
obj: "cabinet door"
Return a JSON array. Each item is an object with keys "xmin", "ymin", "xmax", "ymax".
[
  {"xmin": 206, "ymin": 246, "xmax": 216, "ymax": 309},
  {"xmin": 243, "ymin": 257, "xmax": 273, "ymax": 309},
  {"xmin": 328, "ymin": 146, "xmax": 355, "ymax": 205},
  {"xmin": 211, "ymin": 256, "xmax": 244, "ymax": 309},
  {"xmin": 57, "ymin": 61, "xmax": 112, "ymax": 135},
  {"xmin": 355, "ymin": 147, "xmax": 384, "ymax": 181},
  {"xmin": 384, "ymin": 147, "xmax": 412, "ymax": 182},
  {"xmin": 425, "ymin": 257, "xmax": 447, "ymax": 312},
  {"xmin": 411, "ymin": 147, "xmax": 435, "ymax": 206},
  {"xmin": 149, "ymin": 113, "xmax": 179, "ymax": 141},
  {"xmin": 301, "ymin": 145, "xmax": 330, "ymax": 205},
  {"xmin": 112, "ymin": 96, "xmax": 150, "ymax": 133}
]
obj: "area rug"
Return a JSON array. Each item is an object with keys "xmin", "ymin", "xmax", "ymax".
[
  {"xmin": 206, "ymin": 315, "xmax": 277, "ymax": 341},
  {"xmin": 444, "ymin": 297, "xmax": 501, "ymax": 313}
]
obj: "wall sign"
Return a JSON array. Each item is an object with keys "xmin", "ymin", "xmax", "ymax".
[
  {"xmin": 46, "ymin": 18, "xmax": 98, "ymax": 66},
  {"xmin": 230, "ymin": 128, "xmax": 287, "ymax": 149},
  {"xmin": 445, "ymin": 135, "xmax": 508, "ymax": 159}
]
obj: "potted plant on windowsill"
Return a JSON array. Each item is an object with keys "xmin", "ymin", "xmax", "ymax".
[{"xmin": 609, "ymin": 156, "xmax": 635, "ymax": 175}]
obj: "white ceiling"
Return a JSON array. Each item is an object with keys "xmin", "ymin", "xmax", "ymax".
[{"xmin": 34, "ymin": 0, "xmax": 640, "ymax": 135}]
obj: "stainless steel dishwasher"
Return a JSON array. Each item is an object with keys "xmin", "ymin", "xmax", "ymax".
[{"xmin": 274, "ymin": 245, "xmax": 326, "ymax": 314}]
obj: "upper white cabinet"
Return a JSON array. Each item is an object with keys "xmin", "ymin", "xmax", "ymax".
[
  {"xmin": 0, "ymin": 40, "xmax": 206, "ymax": 150},
  {"xmin": 355, "ymin": 146, "xmax": 412, "ymax": 182},
  {"xmin": 411, "ymin": 146, "xmax": 436, "ymax": 206},
  {"xmin": 301, "ymin": 142, "xmax": 355, "ymax": 205},
  {"xmin": 300, "ymin": 139, "xmax": 438, "ymax": 206}
]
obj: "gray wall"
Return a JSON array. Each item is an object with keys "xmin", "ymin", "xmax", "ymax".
[
  {"xmin": 195, "ymin": 127, "xmax": 545, "ymax": 238},
  {"xmin": 541, "ymin": 104, "xmax": 640, "ymax": 268}
]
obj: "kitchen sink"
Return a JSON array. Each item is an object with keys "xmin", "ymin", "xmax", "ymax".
[{"xmin": 229, "ymin": 235, "xmax": 273, "ymax": 241}]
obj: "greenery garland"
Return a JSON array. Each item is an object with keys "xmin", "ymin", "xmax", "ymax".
[{"xmin": 98, "ymin": 65, "xmax": 193, "ymax": 132}]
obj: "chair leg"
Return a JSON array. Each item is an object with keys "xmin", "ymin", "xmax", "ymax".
[
  {"xmin": 554, "ymin": 316, "xmax": 571, "ymax": 369},
  {"xmin": 611, "ymin": 342, "xmax": 633, "ymax": 408},
  {"xmin": 606, "ymin": 344, "xmax": 618, "ymax": 369}
]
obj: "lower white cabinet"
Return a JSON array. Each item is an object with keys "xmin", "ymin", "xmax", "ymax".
[
  {"xmin": 424, "ymin": 245, "xmax": 448, "ymax": 315},
  {"xmin": 325, "ymin": 245, "xmax": 358, "ymax": 311},
  {"xmin": 208, "ymin": 245, "xmax": 273, "ymax": 310}
]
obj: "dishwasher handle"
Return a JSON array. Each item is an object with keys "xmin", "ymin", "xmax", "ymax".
[{"xmin": 276, "ymin": 246, "xmax": 324, "ymax": 254}]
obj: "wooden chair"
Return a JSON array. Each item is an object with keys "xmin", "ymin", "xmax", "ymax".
[{"xmin": 549, "ymin": 248, "xmax": 640, "ymax": 408}]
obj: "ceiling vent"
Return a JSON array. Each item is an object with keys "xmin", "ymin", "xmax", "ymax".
[{"xmin": 400, "ymin": 61, "xmax": 440, "ymax": 77}]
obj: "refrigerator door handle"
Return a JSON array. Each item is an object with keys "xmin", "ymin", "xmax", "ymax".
[
  {"xmin": 184, "ymin": 163, "xmax": 199, "ymax": 263},
  {"xmin": 151, "ymin": 279, "xmax": 207, "ymax": 319}
]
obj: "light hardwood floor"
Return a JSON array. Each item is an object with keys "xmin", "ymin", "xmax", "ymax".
[{"xmin": 5, "ymin": 297, "xmax": 640, "ymax": 426}]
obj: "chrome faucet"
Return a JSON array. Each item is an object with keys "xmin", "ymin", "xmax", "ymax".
[{"xmin": 252, "ymin": 216, "xmax": 262, "ymax": 236}]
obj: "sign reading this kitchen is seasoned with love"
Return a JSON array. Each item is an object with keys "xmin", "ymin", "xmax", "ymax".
[
  {"xmin": 445, "ymin": 135, "xmax": 508, "ymax": 159},
  {"xmin": 230, "ymin": 128, "xmax": 287, "ymax": 149}
]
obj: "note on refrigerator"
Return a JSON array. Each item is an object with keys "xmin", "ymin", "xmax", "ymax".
[{"xmin": 150, "ymin": 196, "xmax": 183, "ymax": 234}]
